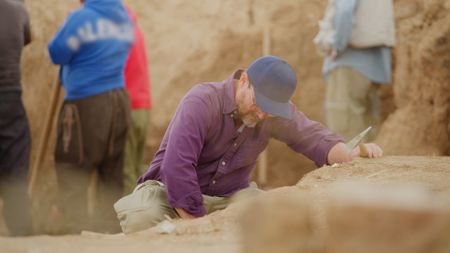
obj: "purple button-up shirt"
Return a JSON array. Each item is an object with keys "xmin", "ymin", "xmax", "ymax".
[{"xmin": 139, "ymin": 70, "xmax": 343, "ymax": 216}]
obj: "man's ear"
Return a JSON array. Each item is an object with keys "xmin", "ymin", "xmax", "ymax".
[{"xmin": 239, "ymin": 72, "xmax": 249, "ymax": 87}]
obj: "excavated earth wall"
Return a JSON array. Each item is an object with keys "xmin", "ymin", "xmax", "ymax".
[{"xmin": 17, "ymin": 0, "xmax": 450, "ymax": 233}]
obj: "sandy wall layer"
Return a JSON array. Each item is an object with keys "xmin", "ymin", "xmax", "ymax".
[{"xmin": 376, "ymin": 0, "xmax": 450, "ymax": 155}]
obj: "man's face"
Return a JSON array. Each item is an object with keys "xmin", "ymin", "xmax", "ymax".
[{"xmin": 235, "ymin": 76, "xmax": 269, "ymax": 128}]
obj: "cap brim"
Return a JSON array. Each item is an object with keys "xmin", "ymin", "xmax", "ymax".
[{"xmin": 254, "ymin": 89, "xmax": 292, "ymax": 119}]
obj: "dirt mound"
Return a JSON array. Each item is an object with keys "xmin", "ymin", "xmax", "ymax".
[
  {"xmin": 297, "ymin": 156, "xmax": 450, "ymax": 228},
  {"xmin": 376, "ymin": 0, "xmax": 450, "ymax": 155},
  {"xmin": 2, "ymin": 156, "xmax": 449, "ymax": 252}
]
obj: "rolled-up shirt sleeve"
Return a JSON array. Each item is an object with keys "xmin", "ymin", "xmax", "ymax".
[
  {"xmin": 161, "ymin": 95, "xmax": 212, "ymax": 217},
  {"xmin": 271, "ymin": 103, "xmax": 344, "ymax": 167}
]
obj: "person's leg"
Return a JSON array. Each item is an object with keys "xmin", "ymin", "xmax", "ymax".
[
  {"xmin": 0, "ymin": 94, "xmax": 33, "ymax": 236},
  {"xmin": 325, "ymin": 67, "xmax": 372, "ymax": 141},
  {"xmin": 115, "ymin": 180, "xmax": 232, "ymax": 234},
  {"xmin": 365, "ymin": 83, "xmax": 380, "ymax": 141},
  {"xmin": 54, "ymin": 102, "xmax": 93, "ymax": 233},
  {"xmin": 95, "ymin": 89, "xmax": 130, "ymax": 233},
  {"xmin": 202, "ymin": 195, "xmax": 229, "ymax": 213},
  {"xmin": 54, "ymin": 162, "xmax": 91, "ymax": 233},
  {"xmin": 122, "ymin": 110, "xmax": 138, "ymax": 195},
  {"xmin": 55, "ymin": 90, "xmax": 129, "ymax": 232},
  {"xmin": 346, "ymin": 69, "xmax": 375, "ymax": 142},
  {"xmin": 123, "ymin": 109, "xmax": 149, "ymax": 195},
  {"xmin": 114, "ymin": 180, "xmax": 263, "ymax": 234},
  {"xmin": 114, "ymin": 180, "xmax": 178, "ymax": 234},
  {"xmin": 326, "ymin": 67, "xmax": 350, "ymax": 139},
  {"xmin": 203, "ymin": 182, "xmax": 264, "ymax": 213},
  {"xmin": 135, "ymin": 109, "xmax": 150, "ymax": 181},
  {"xmin": 1, "ymin": 176, "xmax": 32, "ymax": 236}
]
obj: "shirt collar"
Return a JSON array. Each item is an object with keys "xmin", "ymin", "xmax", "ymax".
[{"xmin": 222, "ymin": 69, "xmax": 243, "ymax": 115}]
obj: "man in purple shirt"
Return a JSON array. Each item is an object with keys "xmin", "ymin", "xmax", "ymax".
[{"xmin": 114, "ymin": 56, "xmax": 382, "ymax": 233}]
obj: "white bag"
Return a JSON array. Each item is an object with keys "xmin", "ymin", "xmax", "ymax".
[
  {"xmin": 313, "ymin": 0, "xmax": 396, "ymax": 56},
  {"xmin": 350, "ymin": 0, "xmax": 396, "ymax": 48}
]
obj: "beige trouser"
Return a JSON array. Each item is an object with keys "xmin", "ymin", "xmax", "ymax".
[
  {"xmin": 114, "ymin": 180, "xmax": 262, "ymax": 234},
  {"xmin": 325, "ymin": 67, "xmax": 379, "ymax": 142}
]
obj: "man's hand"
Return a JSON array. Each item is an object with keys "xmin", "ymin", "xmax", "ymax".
[
  {"xmin": 328, "ymin": 142, "xmax": 383, "ymax": 164},
  {"xmin": 328, "ymin": 142, "xmax": 353, "ymax": 164},
  {"xmin": 328, "ymin": 50, "xmax": 338, "ymax": 61},
  {"xmin": 175, "ymin": 208, "xmax": 196, "ymax": 219},
  {"xmin": 351, "ymin": 143, "xmax": 383, "ymax": 158}
]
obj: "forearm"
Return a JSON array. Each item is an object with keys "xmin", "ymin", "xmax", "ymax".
[{"xmin": 273, "ymin": 106, "xmax": 345, "ymax": 167}]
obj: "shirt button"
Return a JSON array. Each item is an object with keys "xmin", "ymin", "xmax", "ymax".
[
  {"xmin": 221, "ymin": 161, "xmax": 226, "ymax": 166},
  {"xmin": 212, "ymin": 180, "xmax": 216, "ymax": 184},
  {"xmin": 233, "ymin": 142, "xmax": 237, "ymax": 147}
]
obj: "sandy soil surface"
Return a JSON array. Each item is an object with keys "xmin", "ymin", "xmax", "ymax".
[{"xmin": 2, "ymin": 156, "xmax": 449, "ymax": 253}]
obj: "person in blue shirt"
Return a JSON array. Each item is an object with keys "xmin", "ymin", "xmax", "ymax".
[
  {"xmin": 48, "ymin": 0, "xmax": 133, "ymax": 233},
  {"xmin": 321, "ymin": 0, "xmax": 395, "ymax": 142}
]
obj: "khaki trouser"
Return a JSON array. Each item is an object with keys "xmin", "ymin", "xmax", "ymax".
[
  {"xmin": 114, "ymin": 180, "xmax": 262, "ymax": 234},
  {"xmin": 325, "ymin": 67, "xmax": 379, "ymax": 142},
  {"xmin": 123, "ymin": 109, "xmax": 150, "ymax": 195}
]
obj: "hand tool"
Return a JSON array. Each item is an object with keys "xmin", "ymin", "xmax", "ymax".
[{"xmin": 346, "ymin": 126, "xmax": 372, "ymax": 150}]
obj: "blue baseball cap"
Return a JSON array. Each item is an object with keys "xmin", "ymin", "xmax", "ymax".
[{"xmin": 247, "ymin": 55, "xmax": 297, "ymax": 119}]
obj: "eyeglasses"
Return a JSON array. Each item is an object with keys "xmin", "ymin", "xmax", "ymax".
[{"xmin": 247, "ymin": 83, "xmax": 274, "ymax": 119}]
